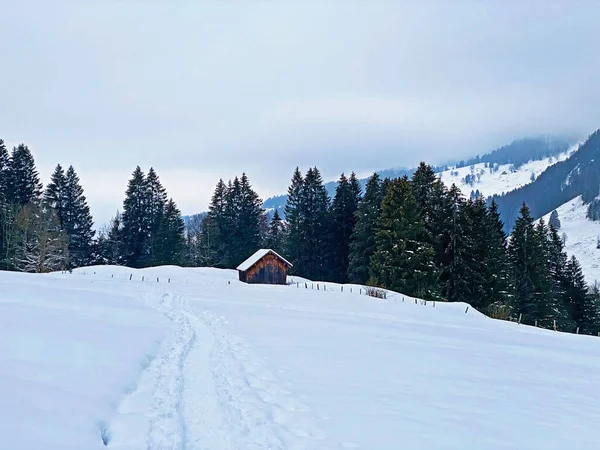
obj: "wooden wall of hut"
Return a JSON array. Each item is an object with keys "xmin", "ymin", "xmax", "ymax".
[{"xmin": 239, "ymin": 253, "xmax": 288, "ymax": 284}]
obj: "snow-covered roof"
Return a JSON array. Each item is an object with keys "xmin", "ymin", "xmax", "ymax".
[{"xmin": 236, "ymin": 249, "xmax": 293, "ymax": 272}]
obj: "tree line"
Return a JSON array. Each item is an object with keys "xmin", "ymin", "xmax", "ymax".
[{"xmin": 2, "ymin": 137, "xmax": 598, "ymax": 335}]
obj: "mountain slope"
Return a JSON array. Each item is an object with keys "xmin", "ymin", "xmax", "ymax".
[
  {"xmin": 262, "ymin": 136, "xmax": 572, "ymax": 217},
  {"xmin": 494, "ymin": 130, "xmax": 600, "ymax": 230},
  {"xmin": 2, "ymin": 265, "xmax": 600, "ymax": 449},
  {"xmin": 541, "ymin": 196, "xmax": 600, "ymax": 285}
]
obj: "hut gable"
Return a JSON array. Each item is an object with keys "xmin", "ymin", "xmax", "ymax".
[{"xmin": 236, "ymin": 249, "xmax": 292, "ymax": 285}]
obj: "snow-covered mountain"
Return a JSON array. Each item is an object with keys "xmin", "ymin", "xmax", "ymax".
[
  {"xmin": 541, "ymin": 196, "xmax": 600, "ymax": 285},
  {"xmin": 2, "ymin": 265, "xmax": 600, "ymax": 450},
  {"xmin": 439, "ymin": 143, "xmax": 578, "ymax": 198}
]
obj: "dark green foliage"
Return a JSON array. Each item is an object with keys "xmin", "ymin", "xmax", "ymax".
[
  {"xmin": 154, "ymin": 199, "xmax": 185, "ymax": 265},
  {"xmin": 284, "ymin": 168, "xmax": 304, "ymax": 274},
  {"xmin": 565, "ymin": 256, "xmax": 600, "ymax": 334},
  {"xmin": 370, "ymin": 177, "xmax": 438, "ymax": 300},
  {"xmin": 348, "ymin": 173, "xmax": 383, "ymax": 284},
  {"xmin": 121, "ymin": 166, "xmax": 149, "ymax": 267},
  {"xmin": 203, "ymin": 174, "xmax": 264, "ymax": 268},
  {"xmin": 330, "ymin": 173, "xmax": 360, "ymax": 283},
  {"xmin": 549, "ymin": 210, "xmax": 561, "ymax": 230},
  {"xmin": 265, "ymin": 210, "xmax": 286, "ymax": 255},
  {"xmin": 5, "ymin": 144, "xmax": 42, "ymax": 206}
]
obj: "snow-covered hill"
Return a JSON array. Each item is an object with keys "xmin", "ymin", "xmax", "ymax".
[
  {"xmin": 439, "ymin": 143, "xmax": 579, "ymax": 197},
  {"xmin": 541, "ymin": 196, "xmax": 600, "ymax": 285},
  {"xmin": 2, "ymin": 265, "xmax": 600, "ymax": 450}
]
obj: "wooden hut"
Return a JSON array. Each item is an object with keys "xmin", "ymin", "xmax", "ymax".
[{"xmin": 237, "ymin": 249, "xmax": 293, "ymax": 285}]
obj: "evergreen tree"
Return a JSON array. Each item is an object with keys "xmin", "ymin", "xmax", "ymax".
[
  {"xmin": 265, "ymin": 209, "xmax": 286, "ymax": 255},
  {"xmin": 205, "ymin": 179, "xmax": 228, "ymax": 267},
  {"xmin": 565, "ymin": 256, "xmax": 599, "ymax": 334},
  {"xmin": 330, "ymin": 173, "xmax": 359, "ymax": 283},
  {"xmin": 508, "ymin": 205, "xmax": 558, "ymax": 327},
  {"xmin": 62, "ymin": 166, "xmax": 95, "ymax": 267},
  {"xmin": 44, "ymin": 164, "xmax": 67, "ymax": 224},
  {"xmin": 120, "ymin": 166, "xmax": 148, "ymax": 267},
  {"xmin": 349, "ymin": 171, "xmax": 363, "ymax": 205},
  {"xmin": 144, "ymin": 167, "xmax": 167, "ymax": 264},
  {"xmin": 284, "ymin": 168, "xmax": 304, "ymax": 274},
  {"xmin": 549, "ymin": 210, "xmax": 561, "ymax": 230},
  {"xmin": 483, "ymin": 200, "xmax": 511, "ymax": 312},
  {"xmin": 370, "ymin": 177, "xmax": 438, "ymax": 299},
  {"xmin": 154, "ymin": 199, "xmax": 185, "ymax": 265},
  {"xmin": 0, "ymin": 141, "xmax": 10, "ymax": 267},
  {"xmin": 300, "ymin": 167, "xmax": 331, "ymax": 280},
  {"xmin": 96, "ymin": 212, "xmax": 123, "ymax": 265},
  {"xmin": 5, "ymin": 144, "xmax": 42, "ymax": 206},
  {"xmin": 348, "ymin": 173, "xmax": 383, "ymax": 284},
  {"xmin": 236, "ymin": 173, "xmax": 263, "ymax": 266}
]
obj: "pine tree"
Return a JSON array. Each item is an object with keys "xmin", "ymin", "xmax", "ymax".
[
  {"xmin": 44, "ymin": 164, "xmax": 67, "ymax": 224},
  {"xmin": 236, "ymin": 173, "xmax": 263, "ymax": 266},
  {"xmin": 265, "ymin": 210, "xmax": 286, "ymax": 255},
  {"xmin": 549, "ymin": 210, "xmax": 561, "ymax": 230},
  {"xmin": 370, "ymin": 177, "xmax": 438, "ymax": 299},
  {"xmin": 483, "ymin": 200, "xmax": 511, "ymax": 313},
  {"xmin": 62, "ymin": 166, "xmax": 95, "ymax": 267},
  {"xmin": 205, "ymin": 179, "xmax": 228, "ymax": 267},
  {"xmin": 0, "ymin": 141, "xmax": 10, "ymax": 267},
  {"xmin": 565, "ymin": 256, "xmax": 599, "ymax": 334},
  {"xmin": 508, "ymin": 205, "xmax": 559, "ymax": 328},
  {"xmin": 300, "ymin": 167, "xmax": 331, "ymax": 280},
  {"xmin": 330, "ymin": 173, "xmax": 359, "ymax": 283},
  {"xmin": 121, "ymin": 166, "xmax": 148, "ymax": 267},
  {"xmin": 349, "ymin": 172, "xmax": 363, "ymax": 205},
  {"xmin": 5, "ymin": 144, "xmax": 42, "ymax": 206},
  {"xmin": 154, "ymin": 199, "xmax": 185, "ymax": 265},
  {"xmin": 284, "ymin": 168, "xmax": 304, "ymax": 274},
  {"xmin": 348, "ymin": 173, "xmax": 383, "ymax": 284},
  {"xmin": 144, "ymin": 167, "xmax": 167, "ymax": 264}
]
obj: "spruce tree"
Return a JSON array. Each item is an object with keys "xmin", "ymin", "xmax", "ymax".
[
  {"xmin": 6, "ymin": 144, "xmax": 42, "ymax": 206},
  {"xmin": 44, "ymin": 164, "xmax": 67, "ymax": 224},
  {"xmin": 62, "ymin": 166, "xmax": 95, "ymax": 267},
  {"xmin": 549, "ymin": 210, "xmax": 561, "ymax": 230},
  {"xmin": 154, "ymin": 199, "xmax": 185, "ymax": 265},
  {"xmin": 0, "ymin": 141, "xmax": 10, "ymax": 267},
  {"xmin": 301, "ymin": 167, "xmax": 331, "ymax": 280},
  {"xmin": 330, "ymin": 173, "xmax": 359, "ymax": 283},
  {"xmin": 349, "ymin": 172, "xmax": 363, "ymax": 205},
  {"xmin": 370, "ymin": 177, "xmax": 438, "ymax": 299},
  {"xmin": 284, "ymin": 168, "xmax": 304, "ymax": 274},
  {"xmin": 265, "ymin": 209, "xmax": 286, "ymax": 255},
  {"xmin": 205, "ymin": 179, "xmax": 228, "ymax": 267},
  {"xmin": 121, "ymin": 166, "xmax": 148, "ymax": 267},
  {"xmin": 144, "ymin": 167, "xmax": 167, "ymax": 264},
  {"xmin": 236, "ymin": 173, "xmax": 264, "ymax": 265},
  {"xmin": 348, "ymin": 173, "xmax": 383, "ymax": 284},
  {"xmin": 483, "ymin": 200, "xmax": 511, "ymax": 313},
  {"xmin": 565, "ymin": 256, "xmax": 599, "ymax": 334}
]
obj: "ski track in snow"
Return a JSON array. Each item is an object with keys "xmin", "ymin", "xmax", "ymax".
[{"xmin": 107, "ymin": 286, "xmax": 338, "ymax": 450}]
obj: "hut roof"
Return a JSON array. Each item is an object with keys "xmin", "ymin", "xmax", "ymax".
[{"xmin": 236, "ymin": 249, "xmax": 293, "ymax": 272}]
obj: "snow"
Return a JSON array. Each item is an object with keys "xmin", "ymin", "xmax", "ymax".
[
  {"xmin": 236, "ymin": 248, "xmax": 292, "ymax": 272},
  {"xmin": 541, "ymin": 195, "xmax": 600, "ymax": 285},
  {"xmin": 2, "ymin": 265, "xmax": 600, "ymax": 449},
  {"xmin": 438, "ymin": 143, "xmax": 579, "ymax": 197}
]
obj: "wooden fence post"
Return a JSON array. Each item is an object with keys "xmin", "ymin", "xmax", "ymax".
[
  {"xmin": 168, "ymin": 278, "xmax": 171, "ymax": 283},
  {"xmin": 576, "ymin": 327, "xmax": 580, "ymax": 334},
  {"xmin": 142, "ymin": 276, "xmax": 144, "ymax": 281},
  {"xmin": 465, "ymin": 306, "xmax": 469, "ymax": 314},
  {"xmin": 535, "ymin": 319, "xmax": 537, "ymax": 327},
  {"xmin": 157, "ymin": 277, "xmax": 159, "ymax": 283},
  {"xmin": 130, "ymin": 274, "xmax": 132, "ymax": 281},
  {"xmin": 518, "ymin": 313, "xmax": 522, "ymax": 325},
  {"xmin": 554, "ymin": 320, "xmax": 557, "ymax": 331}
]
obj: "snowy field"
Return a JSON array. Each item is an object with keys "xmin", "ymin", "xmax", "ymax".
[
  {"xmin": 438, "ymin": 144, "xmax": 579, "ymax": 197},
  {"xmin": 541, "ymin": 195, "xmax": 600, "ymax": 285},
  {"xmin": 2, "ymin": 265, "xmax": 600, "ymax": 450}
]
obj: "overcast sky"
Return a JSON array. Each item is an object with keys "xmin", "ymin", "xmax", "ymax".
[{"xmin": 1, "ymin": 0, "xmax": 599, "ymax": 226}]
